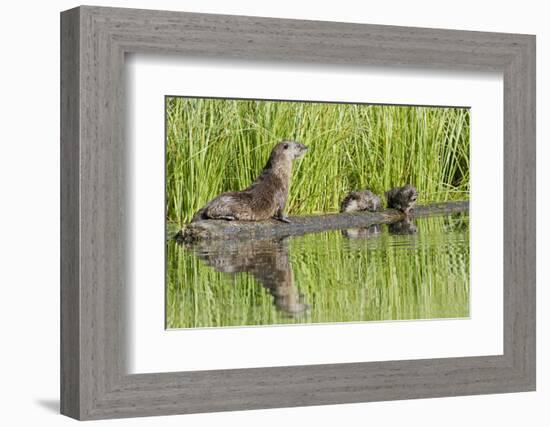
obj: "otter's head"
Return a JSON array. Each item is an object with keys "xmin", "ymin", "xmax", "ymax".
[
  {"xmin": 273, "ymin": 140, "xmax": 309, "ymax": 161},
  {"xmin": 401, "ymin": 185, "xmax": 418, "ymax": 214}
]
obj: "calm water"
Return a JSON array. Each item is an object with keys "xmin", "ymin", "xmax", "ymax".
[{"xmin": 166, "ymin": 214, "xmax": 469, "ymax": 329}]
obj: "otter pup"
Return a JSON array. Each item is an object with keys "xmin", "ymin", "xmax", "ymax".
[
  {"xmin": 191, "ymin": 141, "xmax": 308, "ymax": 223},
  {"xmin": 385, "ymin": 184, "xmax": 418, "ymax": 215},
  {"xmin": 340, "ymin": 190, "xmax": 381, "ymax": 213}
]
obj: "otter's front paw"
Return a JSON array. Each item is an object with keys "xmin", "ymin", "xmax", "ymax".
[{"xmin": 276, "ymin": 215, "xmax": 291, "ymax": 223}]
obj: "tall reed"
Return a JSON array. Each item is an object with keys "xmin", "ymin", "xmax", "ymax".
[{"xmin": 166, "ymin": 97, "xmax": 470, "ymax": 225}]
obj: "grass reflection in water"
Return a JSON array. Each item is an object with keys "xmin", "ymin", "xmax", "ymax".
[{"xmin": 166, "ymin": 214, "xmax": 469, "ymax": 329}]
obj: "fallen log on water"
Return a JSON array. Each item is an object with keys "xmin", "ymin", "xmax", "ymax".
[{"xmin": 175, "ymin": 200, "xmax": 469, "ymax": 243}]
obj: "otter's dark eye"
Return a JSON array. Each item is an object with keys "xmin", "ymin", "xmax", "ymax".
[{"xmin": 283, "ymin": 144, "xmax": 289, "ymax": 150}]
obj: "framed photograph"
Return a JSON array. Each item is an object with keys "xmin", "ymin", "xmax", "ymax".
[{"xmin": 60, "ymin": 5, "xmax": 535, "ymax": 420}]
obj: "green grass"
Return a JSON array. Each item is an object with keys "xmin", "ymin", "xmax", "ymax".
[
  {"xmin": 165, "ymin": 97, "xmax": 471, "ymax": 329},
  {"xmin": 166, "ymin": 97, "xmax": 470, "ymax": 225},
  {"xmin": 166, "ymin": 215, "xmax": 470, "ymax": 329}
]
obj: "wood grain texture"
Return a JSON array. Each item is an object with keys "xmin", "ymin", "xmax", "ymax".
[
  {"xmin": 60, "ymin": 5, "xmax": 536, "ymax": 420},
  {"xmin": 60, "ymin": 7, "xmax": 80, "ymax": 419}
]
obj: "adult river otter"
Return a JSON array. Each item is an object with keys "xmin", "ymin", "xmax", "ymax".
[{"xmin": 191, "ymin": 141, "xmax": 308, "ymax": 223}]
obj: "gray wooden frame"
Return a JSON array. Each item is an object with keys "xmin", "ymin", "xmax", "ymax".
[{"xmin": 60, "ymin": 5, "xmax": 536, "ymax": 420}]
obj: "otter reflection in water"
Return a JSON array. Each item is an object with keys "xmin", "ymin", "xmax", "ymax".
[
  {"xmin": 341, "ymin": 224, "xmax": 381, "ymax": 240},
  {"xmin": 183, "ymin": 238, "xmax": 309, "ymax": 316},
  {"xmin": 341, "ymin": 218, "xmax": 416, "ymax": 240},
  {"xmin": 388, "ymin": 217, "xmax": 417, "ymax": 235}
]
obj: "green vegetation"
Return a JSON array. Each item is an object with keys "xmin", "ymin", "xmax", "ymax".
[
  {"xmin": 166, "ymin": 215, "xmax": 470, "ymax": 329},
  {"xmin": 165, "ymin": 97, "xmax": 470, "ymax": 329},
  {"xmin": 166, "ymin": 97, "xmax": 470, "ymax": 225}
]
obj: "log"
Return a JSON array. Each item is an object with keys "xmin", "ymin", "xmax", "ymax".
[{"xmin": 175, "ymin": 200, "xmax": 469, "ymax": 243}]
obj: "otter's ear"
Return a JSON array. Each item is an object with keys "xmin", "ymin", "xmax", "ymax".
[{"xmin": 283, "ymin": 143, "xmax": 289, "ymax": 150}]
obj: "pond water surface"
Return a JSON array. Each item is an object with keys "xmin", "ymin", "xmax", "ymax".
[{"xmin": 166, "ymin": 214, "xmax": 469, "ymax": 329}]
